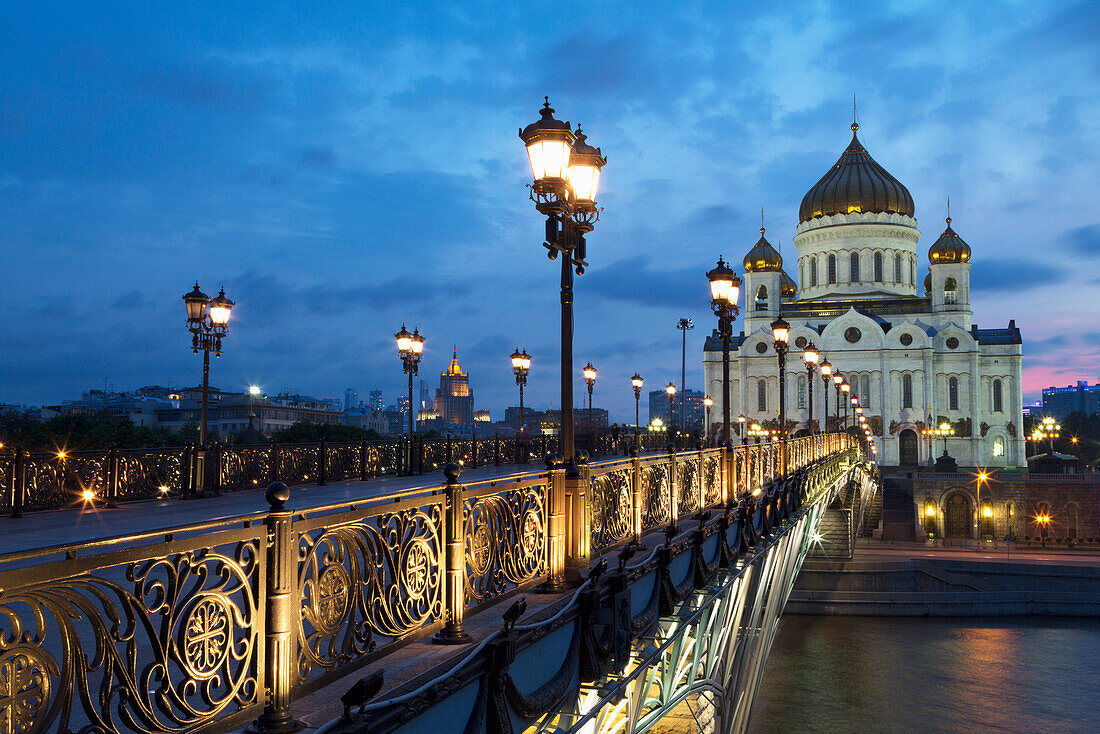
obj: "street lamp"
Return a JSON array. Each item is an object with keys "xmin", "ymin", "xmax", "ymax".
[
  {"xmin": 183, "ymin": 283, "xmax": 234, "ymax": 449},
  {"xmin": 666, "ymin": 382, "xmax": 677, "ymax": 444},
  {"xmin": 511, "ymin": 348, "xmax": 531, "ymax": 432},
  {"xmin": 803, "ymin": 342, "xmax": 819, "ymax": 433},
  {"xmin": 248, "ymin": 384, "xmax": 261, "ymax": 430},
  {"xmin": 840, "ymin": 381, "xmax": 851, "ymax": 430},
  {"xmin": 708, "ymin": 257, "xmax": 742, "ymax": 445},
  {"xmin": 631, "ymin": 373, "xmax": 644, "ymax": 444},
  {"xmin": 677, "ymin": 319, "xmax": 694, "ymax": 432},
  {"xmin": 832, "ymin": 373, "xmax": 843, "ymax": 430},
  {"xmin": 703, "ymin": 396, "xmax": 713, "ymax": 444},
  {"xmin": 738, "ymin": 415, "xmax": 746, "ymax": 445},
  {"xmin": 583, "ymin": 362, "xmax": 597, "ymax": 441},
  {"xmin": 771, "ymin": 318, "xmax": 790, "ymax": 437},
  {"xmin": 520, "ymin": 99, "xmax": 606, "ymax": 470},
  {"xmin": 819, "ymin": 358, "xmax": 832, "ymax": 432},
  {"xmin": 396, "ymin": 325, "xmax": 425, "ymax": 471}
]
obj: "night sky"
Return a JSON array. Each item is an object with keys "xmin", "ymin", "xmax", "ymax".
[{"xmin": 3, "ymin": 2, "xmax": 1098, "ymax": 421}]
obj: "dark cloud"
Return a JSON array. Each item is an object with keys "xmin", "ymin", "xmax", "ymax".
[
  {"xmin": 970, "ymin": 260, "xmax": 1067, "ymax": 292},
  {"xmin": 1061, "ymin": 225, "xmax": 1100, "ymax": 256}
]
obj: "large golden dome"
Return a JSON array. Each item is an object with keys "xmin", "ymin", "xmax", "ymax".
[
  {"xmin": 928, "ymin": 217, "xmax": 971, "ymax": 263},
  {"xmin": 743, "ymin": 229, "xmax": 783, "ymax": 272},
  {"xmin": 780, "ymin": 271, "xmax": 797, "ymax": 297},
  {"xmin": 799, "ymin": 124, "xmax": 915, "ymax": 223}
]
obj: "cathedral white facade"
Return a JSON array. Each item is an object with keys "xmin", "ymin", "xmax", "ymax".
[{"xmin": 703, "ymin": 123, "xmax": 1025, "ymax": 468}]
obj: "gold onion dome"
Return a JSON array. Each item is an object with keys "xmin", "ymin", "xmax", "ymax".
[
  {"xmin": 928, "ymin": 217, "xmax": 971, "ymax": 263},
  {"xmin": 743, "ymin": 227, "xmax": 783, "ymax": 272},
  {"xmin": 799, "ymin": 123, "xmax": 915, "ymax": 222},
  {"xmin": 780, "ymin": 271, "xmax": 798, "ymax": 297}
]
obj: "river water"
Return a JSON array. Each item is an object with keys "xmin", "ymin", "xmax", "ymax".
[{"xmin": 750, "ymin": 616, "xmax": 1100, "ymax": 734}]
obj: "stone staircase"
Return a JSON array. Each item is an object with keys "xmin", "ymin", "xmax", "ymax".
[
  {"xmin": 808, "ymin": 504, "xmax": 853, "ymax": 560},
  {"xmin": 859, "ymin": 481, "xmax": 882, "ymax": 537}
]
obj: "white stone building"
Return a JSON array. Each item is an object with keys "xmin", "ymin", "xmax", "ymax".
[{"xmin": 703, "ymin": 123, "xmax": 1025, "ymax": 468}]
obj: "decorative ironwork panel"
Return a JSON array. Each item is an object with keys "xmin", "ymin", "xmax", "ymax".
[
  {"xmin": 452, "ymin": 440, "xmax": 474, "ymax": 466},
  {"xmin": 0, "ymin": 528, "xmax": 265, "ymax": 733},
  {"xmin": 420, "ymin": 440, "xmax": 448, "ymax": 471},
  {"xmin": 702, "ymin": 454, "xmax": 722, "ymax": 507},
  {"xmin": 25, "ymin": 452, "xmax": 105, "ymax": 509},
  {"xmin": 678, "ymin": 459, "xmax": 700, "ymax": 516},
  {"xmin": 372, "ymin": 440, "xmax": 402, "ymax": 476},
  {"xmin": 590, "ymin": 468, "xmax": 633, "ymax": 552},
  {"xmin": 220, "ymin": 446, "xmax": 268, "ymax": 492},
  {"xmin": 0, "ymin": 455, "xmax": 9, "ymax": 505},
  {"xmin": 642, "ymin": 463, "xmax": 670, "ymax": 531},
  {"xmin": 279, "ymin": 444, "xmax": 319, "ymax": 485},
  {"xmin": 325, "ymin": 442, "xmax": 361, "ymax": 482},
  {"xmin": 474, "ymin": 439, "xmax": 496, "ymax": 466},
  {"xmin": 295, "ymin": 498, "xmax": 444, "ymax": 691},
  {"xmin": 463, "ymin": 481, "xmax": 546, "ymax": 606},
  {"xmin": 116, "ymin": 448, "xmax": 184, "ymax": 500}
]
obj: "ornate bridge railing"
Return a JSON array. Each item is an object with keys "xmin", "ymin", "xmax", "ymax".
[
  {"xmin": 0, "ymin": 431, "xmax": 698, "ymax": 517},
  {"xmin": 0, "ymin": 433, "xmax": 859, "ymax": 734}
]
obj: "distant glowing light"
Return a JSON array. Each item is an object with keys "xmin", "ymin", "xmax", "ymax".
[{"xmin": 82, "ymin": 489, "xmax": 95, "ymax": 501}]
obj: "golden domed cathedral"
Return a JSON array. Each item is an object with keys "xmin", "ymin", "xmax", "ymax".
[{"xmin": 704, "ymin": 121, "xmax": 1024, "ymax": 470}]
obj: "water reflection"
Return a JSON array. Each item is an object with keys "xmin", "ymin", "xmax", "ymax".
[{"xmin": 751, "ymin": 616, "xmax": 1100, "ymax": 734}]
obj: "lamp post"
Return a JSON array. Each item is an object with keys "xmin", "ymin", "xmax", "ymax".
[
  {"xmin": 771, "ymin": 318, "xmax": 790, "ymax": 436},
  {"xmin": 632, "ymin": 373, "xmax": 643, "ymax": 444},
  {"xmin": 666, "ymin": 382, "xmax": 677, "ymax": 445},
  {"xmin": 677, "ymin": 318, "xmax": 694, "ymax": 432},
  {"xmin": 833, "ymin": 373, "xmax": 843, "ymax": 430},
  {"xmin": 738, "ymin": 415, "xmax": 746, "ymax": 445},
  {"xmin": 819, "ymin": 358, "xmax": 832, "ymax": 433},
  {"xmin": 708, "ymin": 258, "xmax": 742, "ymax": 445},
  {"xmin": 583, "ymin": 362, "xmax": 597, "ymax": 442},
  {"xmin": 703, "ymin": 396, "xmax": 713, "ymax": 444},
  {"xmin": 803, "ymin": 342, "xmax": 820, "ymax": 433},
  {"xmin": 511, "ymin": 348, "xmax": 531, "ymax": 431},
  {"xmin": 396, "ymin": 325, "xmax": 425, "ymax": 471},
  {"xmin": 935, "ymin": 421, "xmax": 955, "ymax": 456},
  {"xmin": 183, "ymin": 283, "xmax": 234, "ymax": 449},
  {"xmin": 841, "ymin": 382, "xmax": 851, "ymax": 430},
  {"xmin": 248, "ymin": 384, "xmax": 261, "ymax": 431},
  {"xmin": 520, "ymin": 99, "xmax": 606, "ymax": 470}
]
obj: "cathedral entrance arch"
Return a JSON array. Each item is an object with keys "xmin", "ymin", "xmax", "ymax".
[
  {"xmin": 945, "ymin": 493, "xmax": 972, "ymax": 538},
  {"xmin": 899, "ymin": 429, "xmax": 918, "ymax": 466}
]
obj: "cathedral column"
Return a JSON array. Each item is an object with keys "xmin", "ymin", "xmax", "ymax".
[{"xmin": 968, "ymin": 350, "xmax": 980, "ymax": 467}]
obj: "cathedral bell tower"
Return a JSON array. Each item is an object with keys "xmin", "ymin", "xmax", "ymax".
[
  {"xmin": 927, "ymin": 214, "xmax": 973, "ymax": 329},
  {"xmin": 741, "ymin": 225, "xmax": 784, "ymax": 334}
]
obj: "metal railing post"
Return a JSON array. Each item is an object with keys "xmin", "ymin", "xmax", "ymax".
[
  {"xmin": 11, "ymin": 446, "xmax": 26, "ymax": 518},
  {"xmin": 696, "ymin": 444, "xmax": 704, "ymax": 509},
  {"xmin": 105, "ymin": 443, "xmax": 119, "ymax": 508},
  {"xmin": 180, "ymin": 443, "xmax": 192, "ymax": 499},
  {"xmin": 434, "ymin": 463, "xmax": 472, "ymax": 644},
  {"xmin": 537, "ymin": 454, "xmax": 567, "ymax": 592},
  {"xmin": 268, "ymin": 438, "xmax": 279, "ymax": 485},
  {"xmin": 472, "ymin": 431, "xmax": 479, "ymax": 469},
  {"xmin": 629, "ymin": 445, "xmax": 643, "ymax": 546},
  {"xmin": 668, "ymin": 443, "xmax": 679, "ymax": 530},
  {"xmin": 564, "ymin": 451, "xmax": 591, "ymax": 584},
  {"xmin": 359, "ymin": 437, "xmax": 369, "ymax": 482},
  {"xmin": 255, "ymin": 482, "xmax": 303, "ymax": 733},
  {"xmin": 317, "ymin": 438, "xmax": 327, "ymax": 486}
]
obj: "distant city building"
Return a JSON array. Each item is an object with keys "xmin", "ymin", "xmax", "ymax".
[
  {"xmin": 156, "ymin": 391, "xmax": 340, "ymax": 436},
  {"xmin": 1042, "ymin": 381, "xmax": 1100, "ymax": 420},
  {"xmin": 40, "ymin": 386, "xmax": 177, "ymax": 427},
  {"xmin": 504, "ymin": 406, "xmax": 607, "ymax": 434},
  {"xmin": 344, "ymin": 388, "xmax": 358, "ymax": 411},
  {"xmin": 433, "ymin": 348, "xmax": 475, "ymax": 425},
  {"xmin": 648, "ymin": 389, "xmax": 704, "ymax": 428},
  {"xmin": 420, "ymin": 380, "xmax": 431, "ymax": 410},
  {"xmin": 474, "ymin": 409, "xmax": 491, "ymax": 423},
  {"xmin": 368, "ymin": 390, "xmax": 384, "ymax": 412}
]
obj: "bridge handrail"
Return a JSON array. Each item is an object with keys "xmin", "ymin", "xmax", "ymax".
[{"xmin": 0, "ymin": 433, "xmax": 860, "ymax": 734}]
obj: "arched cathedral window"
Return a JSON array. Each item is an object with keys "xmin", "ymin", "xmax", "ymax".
[
  {"xmin": 859, "ymin": 374, "xmax": 871, "ymax": 409},
  {"xmin": 874, "ymin": 252, "xmax": 883, "ymax": 281},
  {"xmin": 756, "ymin": 284, "xmax": 768, "ymax": 311},
  {"xmin": 894, "ymin": 253, "xmax": 902, "ymax": 282},
  {"xmin": 909, "ymin": 257, "xmax": 915, "ymax": 285},
  {"xmin": 811, "ymin": 256, "xmax": 818, "ymax": 286},
  {"xmin": 902, "ymin": 374, "xmax": 913, "ymax": 409},
  {"xmin": 797, "ymin": 374, "xmax": 806, "ymax": 409},
  {"xmin": 828, "ymin": 254, "xmax": 837, "ymax": 285},
  {"xmin": 850, "ymin": 252, "xmax": 860, "ymax": 282},
  {"xmin": 949, "ymin": 376, "xmax": 959, "ymax": 411},
  {"xmin": 993, "ymin": 379, "xmax": 1003, "ymax": 412},
  {"xmin": 758, "ymin": 379, "xmax": 767, "ymax": 412},
  {"xmin": 944, "ymin": 277, "xmax": 958, "ymax": 305}
]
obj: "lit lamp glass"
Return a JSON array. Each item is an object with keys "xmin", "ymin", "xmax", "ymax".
[
  {"xmin": 395, "ymin": 325, "xmax": 413, "ymax": 354},
  {"xmin": 567, "ymin": 128, "xmax": 606, "ymax": 206},
  {"xmin": 410, "ymin": 329, "xmax": 425, "ymax": 354},
  {"xmin": 183, "ymin": 282, "xmax": 209, "ymax": 325},
  {"xmin": 519, "ymin": 99, "xmax": 575, "ymax": 185},
  {"xmin": 584, "ymin": 363, "xmax": 597, "ymax": 384},
  {"xmin": 819, "ymin": 358, "xmax": 832, "ymax": 378},
  {"xmin": 703, "ymin": 396, "xmax": 714, "ymax": 409},
  {"xmin": 833, "ymin": 374, "xmax": 843, "ymax": 387},
  {"xmin": 803, "ymin": 342, "xmax": 819, "ymax": 366},
  {"xmin": 770, "ymin": 317, "xmax": 790, "ymax": 345},
  {"xmin": 666, "ymin": 382, "xmax": 677, "ymax": 397},
  {"xmin": 207, "ymin": 289, "xmax": 234, "ymax": 328},
  {"xmin": 632, "ymin": 374, "xmax": 644, "ymax": 391},
  {"xmin": 249, "ymin": 385, "xmax": 262, "ymax": 397},
  {"xmin": 707, "ymin": 258, "xmax": 741, "ymax": 306}
]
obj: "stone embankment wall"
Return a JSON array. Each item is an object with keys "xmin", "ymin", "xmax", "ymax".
[{"xmin": 787, "ymin": 558, "xmax": 1100, "ymax": 616}]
